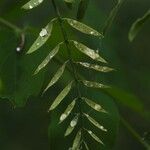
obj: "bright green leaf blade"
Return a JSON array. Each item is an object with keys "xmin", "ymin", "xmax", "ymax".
[
  {"xmin": 48, "ymin": 81, "xmax": 73, "ymax": 111},
  {"xmin": 22, "ymin": 0, "xmax": 44, "ymax": 10},
  {"xmin": 71, "ymin": 41, "xmax": 107, "ymax": 63},
  {"xmin": 59, "ymin": 98, "xmax": 76, "ymax": 123},
  {"xmin": 77, "ymin": 0, "xmax": 89, "ymax": 20},
  {"xmin": 43, "ymin": 61, "xmax": 68, "ymax": 93},
  {"xmin": 82, "ymin": 97, "xmax": 107, "ymax": 113},
  {"xmin": 87, "ymin": 130, "xmax": 104, "ymax": 145},
  {"xmin": 34, "ymin": 44, "xmax": 60, "ymax": 74},
  {"xmin": 64, "ymin": 115, "xmax": 79, "ymax": 136},
  {"xmin": 64, "ymin": 18, "xmax": 103, "ymax": 37},
  {"xmin": 84, "ymin": 113, "xmax": 107, "ymax": 132},
  {"xmin": 27, "ymin": 19, "xmax": 55, "ymax": 54},
  {"xmin": 76, "ymin": 62, "xmax": 114, "ymax": 72},
  {"xmin": 83, "ymin": 141, "xmax": 90, "ymax": 150},
  {"xmin": 65, "ymin": 125, "xmax": 75, "ymax": 137},
  {"xmin": 72, "ymin": 129, "xmax": 82, "ymax": 150},
  {"xmin": 128, "ymin": 9, "xmax": 150, "ymax": 42},
  {"xmin": 82, "ymin": 80, "xmax": 110, "ymax": 89}
]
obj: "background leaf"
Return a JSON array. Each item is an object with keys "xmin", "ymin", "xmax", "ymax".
[
  {"xmin": 77, "ymin": 0, "xmax": 89, "ymax": 20},
  {"xmin": 128, "ymin": 9, "xmax": 150, "ymax": 42}
]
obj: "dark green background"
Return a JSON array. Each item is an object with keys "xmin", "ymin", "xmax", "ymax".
[{"xmin": 0, "ymin": 0, "xmax": 150, "ymax": 150}]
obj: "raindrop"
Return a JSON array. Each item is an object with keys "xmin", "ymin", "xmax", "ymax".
[
  {"xmin": 16, "ymin": 47, "xmax": 21, "ymax": 52},
  {"xmin": 29, "ymin": 5, "xmax": 33, "ymax": 9},
  {"xmin": 70, "ymin": 120, "xmax": 77, "ymax": 127},
  {"xmin": 60, "ymin": 114, "xmax": 67, "ymax": 121},
  {"xmin": 88, "ymin": 130, "xmax": 92, "ymax": 134},
  {"xmin": 94, "ymin": 104, "xmax": 101, "ymax": 110},
  {"xmin": 39, "ymin": 28, "xmax": 48, "ymax": 37}
]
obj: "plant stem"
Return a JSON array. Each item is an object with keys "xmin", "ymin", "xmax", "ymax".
[
  {"xmin": 0, "ymin": 17, "xmax": 22, "ymax": 33},
  {"xmin": 51, "ymin": 0, "xmax": 84, "ymax": 131},
  {"xmin": 121, "ymin": 117, "xmax": 150, "ymax": 150}
]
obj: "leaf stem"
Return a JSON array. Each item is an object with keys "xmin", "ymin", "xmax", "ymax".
[
  {"xmin": 121, "ymin": 117, "xmax": 150, "ymax": 150},
  {"xmin": 0, "ymin": 17, "xmax": 22, "ymax": 33},
  {"xmin": 51, "ymin": 0, "xmax": 84, "ymax": 132}
]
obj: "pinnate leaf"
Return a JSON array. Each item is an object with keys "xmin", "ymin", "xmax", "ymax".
[
  {"xmin": 64, "ymin": 18, "xmax": 103, "ymax": 37},
  {"xmin": 71, "ymin": 41, "xmax": 107, "ymax": 63},
  {"xmin": 34, "ymin": 44, "xmax": 60, "ymax": 74},
  {"xmin": 48, "ymin": 81, "xmax": 73, "ymax": 111},
  {"xmin": 43, "ymin": 61, "xmax": 68, "ymax": 93},
  {"xmin": 59, "ymin": 98, "xmax": 76, "ymax": 123},
  {"xmin": 27, "ymin": 19, "xmax": 55, "ymax": 54},
  {"xmin": 84, "ymin": 113, "xmax": 107, "ymax": 132},
  {"xmin": 22, "ymin": 0, "xmax": 44, "ymax": 10}
]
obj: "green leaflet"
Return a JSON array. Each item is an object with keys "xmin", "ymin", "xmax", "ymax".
[
  {"xmin": 64, "ymin": 18, "xmax": 103, "ymax": 37},
  {"xmin": 34, "ymin": 44, "xmax": 60, "ymax": 74},
  {"xmin": 83, "ymin": 141, "xmax": 90, "ymax": 150},
  {"xmin": 27, "ymin": 19, "xmax": 55, "ymax": 54},
  {"xmin": 82, "ymin": 97, "xmax": 107, "ymax": 113},
  {"xmin": 129, "ymin": 9, "xmax": 150, "ymax": 42},
  {"xmin": 64, "ymin": 115, "xmax": 79, "ymax": 136},
  {"xmin": 76, "ymin": 62, "xmax": 114, "ymax": 72},
  {"xmin": 22, "ymin": 0, "xmax": 44, "ymax": 10},
  {"xmin": 77, "ymin": 0, "xmax": 89, "ymax": 20},
  {"xmin": 71, "ymin": 41, "xmax": 107, "ymax": 63},
  {"xmin": 84, "ymin": 113, "xmax": 107, "ymax": 132},
  {"xmin": 43, "ymin": 61, "xmax": 68, "ymax": 93},
  {"xmin": 87, "ymin": 130, "xmax": 104, "ymax": 145},
  {"xmin": 82, "ymin": 80, "xmax": 110, "ymax": 89},
  {"xmin": 59, "ymin": 98, "xmax": 76, "ymax": 123},
  {"xmin": 48, "ymin": 81, "xmax": 73, "ymax": 111},
  {"xmin": 72, "ymin": 129, "xmax": 82, "ymax": 150}
]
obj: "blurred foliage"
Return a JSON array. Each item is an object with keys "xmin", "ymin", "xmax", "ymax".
[{"xmin": 0, "ymin": 0, "xmax": 150, "ymax": 150}]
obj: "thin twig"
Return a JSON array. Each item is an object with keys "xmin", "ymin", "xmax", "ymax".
[
  {"xmin": 51, "ymin": 0, "xmax": 84, "ymax": 135},
  {"xmin": 0, "ymin": 17, "xmax": 22, "ymax": 33}
]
